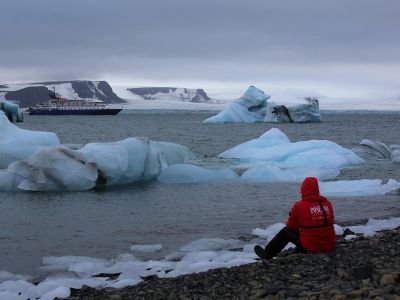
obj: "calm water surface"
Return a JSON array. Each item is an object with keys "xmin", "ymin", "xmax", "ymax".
[{"xmin": 0, "ymin": 111, "xmax": 399, "ymax": 277}]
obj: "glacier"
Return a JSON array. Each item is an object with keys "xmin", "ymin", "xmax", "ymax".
[{"xmin": 203, "ymin": 86, "xmax": 322, "ymax": 123}]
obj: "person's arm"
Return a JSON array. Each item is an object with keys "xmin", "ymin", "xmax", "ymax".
[{"xmin": 286, "ymin": 202, "xmax": 300, "ymax": 231}]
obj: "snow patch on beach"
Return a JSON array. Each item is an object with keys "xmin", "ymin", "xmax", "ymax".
[{"xmin": 1, "ymin": 217, "xmax": 399, "ymax": 299}]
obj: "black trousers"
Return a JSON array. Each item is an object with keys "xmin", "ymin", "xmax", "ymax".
[{"xmin": 264, "ymin": 227, "xmax": 306, "ymax": 259}]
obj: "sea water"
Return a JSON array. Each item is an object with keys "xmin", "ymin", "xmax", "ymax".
[{"xmin": 0, "ymin": 111, "xmax": 399, "ymax": 278}]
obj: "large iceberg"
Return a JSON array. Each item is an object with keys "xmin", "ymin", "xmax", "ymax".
[
  {"xmin": 0, "ymin": 111, "xmax": 59, "ymax": 169},
  {"xmin": 0, "ymin": 133, "xmax": 194, "ymax": 192},
  {"xmin": 220, "ymin": 128, "xmax": 364, "ymax": 169},
  {"xmin": 203, "ymin": 86, "xmax": 322, "ymax": 123},
  {"xmin": 220, "ymin": 128, "xmax": 364, "ymax": 183},
  {"xmin": 203, "ymin": 86, "xmax": 270, "ymax": 123}
]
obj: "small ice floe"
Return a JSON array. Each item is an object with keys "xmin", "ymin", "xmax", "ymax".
[
  {"xmin": 390, "ymin": 145, "xmax": 400, "ymax": 163},
  {"xmin": 180, "ymin": 238, "xmax": 244, "ymax": 252},
  {"xmin": 347, "ymin": 217, "xmax": 400, "ymax": 237},
  {"xmin": 130, "ymin": 244, "xmax": 162, "ymax": 253},
  {"xmin": 319, "ymin": 179, "xmax": 400, "ymax": 197}
]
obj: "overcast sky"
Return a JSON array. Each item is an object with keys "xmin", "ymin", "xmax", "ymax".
[{"xmin": 1, "ymin": 0, "xmax": 399, "ymax": 102}]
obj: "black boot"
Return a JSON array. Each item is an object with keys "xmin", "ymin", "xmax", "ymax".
[{"xmin": 254, "ymin": 245, "xmax": 268, "ymax": 259}]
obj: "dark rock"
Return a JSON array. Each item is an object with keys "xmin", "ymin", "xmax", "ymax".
[
  {"xmin": 342, "ymin": 228, "xmax": 356, "ymax": 237},
  {"xmin": 350, "ymin": 263, "xmax": 373, "ymax": 280}
]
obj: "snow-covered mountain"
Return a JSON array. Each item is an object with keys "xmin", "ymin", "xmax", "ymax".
[
  {"xmin": 0, "ymin": 81, "xmax": 125, "ymax": 108},
  {"xmin": 126, "ymin": 87, "xmax": 214, "ymax": 103}
]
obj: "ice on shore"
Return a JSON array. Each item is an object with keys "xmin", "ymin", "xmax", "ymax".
[
  {"xmin": 1, "ymin": 217, "xmax": 400, "ymax": 299},
  {"xmin": 0, "ymin": 138, "xmax": 194, "ymax": 192},
  {"xmin": 157, "ymin": 164, "xmax": 238, "ymax": 183},
  {"xmin": 0, "ymin": 111, "xmax": 59, "ymax": 169},
  {"xmin": 203, "ymin": 86, "xmax": 322, "ymax": 123}
]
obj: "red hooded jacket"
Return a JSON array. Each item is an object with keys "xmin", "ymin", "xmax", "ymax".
[{"xmin": 286, "ymin": 177, "xmax": 336, "ymax": 253}]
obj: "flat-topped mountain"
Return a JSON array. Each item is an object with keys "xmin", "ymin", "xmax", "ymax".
[
  {"xmin": 127, "ymin": 87, "xmax": 213, "ymax": 103},
  {"xmin": 0, "ymin": 80, "xmax": 125, "ymax": 108}
]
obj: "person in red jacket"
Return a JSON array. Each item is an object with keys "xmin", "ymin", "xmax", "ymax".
[{"xmin": 254, "ymin": 177, "xmax": 336, "ymax": 260}]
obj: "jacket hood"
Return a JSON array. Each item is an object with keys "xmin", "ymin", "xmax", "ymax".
[{"xmin": 301, "ymin": 177, "xmax": 320, "ymax": 199}]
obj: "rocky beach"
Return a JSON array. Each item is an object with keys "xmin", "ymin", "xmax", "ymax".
[{"xmin": 67, "ymin": 227, "xmax": 400, "ymax": 300}]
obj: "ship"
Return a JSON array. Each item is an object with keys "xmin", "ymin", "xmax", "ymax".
[{"xmin": 28, "ymin": 88, "xmax": 122, "ymax": 115}]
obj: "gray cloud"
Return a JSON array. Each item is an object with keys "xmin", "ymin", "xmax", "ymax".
[{"xmin": 1, "ymin": 0, "xmax": 399, "ymax": 99}]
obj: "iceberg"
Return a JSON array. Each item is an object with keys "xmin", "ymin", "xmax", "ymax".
[
  {"xmin": 0, "ymin": 111, "xmax": 59, "ymax": 169},
  {"xmin": 0, "ymin": 101, "xmax": 24, "ymax": 123},
  {"xmin": 203, "ymin": 86, "xmax": 270, "ymax": 123},
  {"xmin": 203, "ymin": 86, "xmax": 322, "ymax": 123},
  {"xmin": 218, "ymin": 128, "xmax": 363, "ymax": 183},
  {"xmin": 390, "ymin": 145, "xmax": 400, "ymax": 163},
  {"xmin": 0, "ymin": 138, "xmax": 194, "ymax": 192},
  {"xmin": 357, "ymin": 139, "xmax": 392, "ymax": 159},
  {"xmin": 354, "ymin": 139, "xmax": 400, "ymax": 163},
  {"xmin": 220, "ymin": 128, "xmax": 364, "ymax": 169}
]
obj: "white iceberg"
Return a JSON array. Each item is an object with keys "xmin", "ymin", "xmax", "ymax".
[
  {"xmin": 220, "ymin": 128, "xmax": 364, "ymax": 169},
  {"xmin": 157, "ymin": 164, "xmax": 238, "ymax": 184},
  {"xmin": 203, "ymin": 86, "xmax": 270, "ymax": 123},
  {"xmin": 0, "ymin": 138, "xmax": 194, "ymax": 192},
  {"xmin": 203, "ymin": 86, "xmax": 322, "ymax": 123},
  {"xmin": 0, "ymin": 111, "xmax": 59, "ymax": 169}
]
